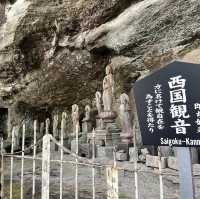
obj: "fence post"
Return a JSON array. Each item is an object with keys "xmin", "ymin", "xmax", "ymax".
[
  {"xmin": 10, "ymin": 126, "xmax": 15, "ymax": 199},
  {"xmin": 133, "ymin": 127, "xmax": 139, "ymax": 199},
  {"xmin": 21, "ymin": 123, "xmax": 25, "ymax": 199},
  {"xmin": 60, "ymin": 113, "xmax": 66, "ymax": 199},
  {"xmin": 158, "ymin": 147, "xmax": 164, "ymax": 199},
  {"xmin": 106, "ymin": 166, "xmax": 119, "ymax": 199},
  {"xmin": 75, "ymin": 123, "xmax": 79, "ymax": 199},
  {"xmin": 32, "ymin": 120, "xmax": 37, "ymax": 199},
  {"xmin": 42, "ymin": 119, "xmax": 51, "ymax": 199},
  {"xmin": 1, "ymin": 138, "xmax": 4, "ymax": 199},
  {"xmin": 92, "ymin": 129, "xmax": 95, "ymax": 199}
]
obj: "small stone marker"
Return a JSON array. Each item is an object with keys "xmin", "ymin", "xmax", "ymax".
[
  {"xmin": 129, "ymin": 147, "xmax": 138, "ymax": 163},
  {"xmin": 168, "ymin": 156, "xmax": 178, "ymax": 170},
  {"xmin": 97, "ymin": 146, "xmax": 114, "ymax": 158},
  {"xmin": 116, "ymin": 150, "xmax": 128, "ymax": 161},
  {"xmin": 146, "ymin": 155, "xmax": 167, "ymax": 169}
]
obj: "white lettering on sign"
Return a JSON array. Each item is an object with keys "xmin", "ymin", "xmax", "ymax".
[
  {"xmin": 168, "ymin": 75, "xmax": 191, "ymax": 135},
  {"xmin": 168, "ymin": 75, "xmax": 186, "ymax": 89},
  {"xmin": 154, "ymin": 84, "xmax": 165, "ymax": 130},
  {"xmin": 194, "ymin": 103, "xmax": 200, "ymax": 133},
  {"xmin": 145, "ymin": 94, "xmax": 154, "ymax": 133}
]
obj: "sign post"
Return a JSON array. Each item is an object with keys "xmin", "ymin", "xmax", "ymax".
[
  {"xmin": 177, "ymin": 147, "xmax": 195, "ymax": 199},
  {"xmin": 133, "ymin": 61, "xmax": 200, "ymax": 199}
]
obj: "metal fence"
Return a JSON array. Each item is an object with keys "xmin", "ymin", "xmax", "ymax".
[{"xmin": 0, "ymin": 113, "xmax": 167, "ymax": 199}]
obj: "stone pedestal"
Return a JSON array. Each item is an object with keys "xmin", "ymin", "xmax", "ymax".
[
  {"xmin": 87, "ymin": 129, "xmax": 112, "ymax": 146},
  {"xmin": 93, "ymin": 111, "xmax": 121, "ymax": 147},
  {"xmin": 97, "ymin": 146, "xmax": 114, "ymax": 158},
  {"xmin": 99, "ymin": 111, "xmax": 117, "ymax": 122},
  {"xmin": 106, "ymin": 122, "xmax": 121, "ymax": 145},
  {"xmin": 79, "ymin": 143, "xmax": 93, "ymax": 158}
]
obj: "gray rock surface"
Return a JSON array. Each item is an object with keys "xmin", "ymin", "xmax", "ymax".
[{"xmin": 0, "ymin": 0, "xmax": 200, "ymax": 111}]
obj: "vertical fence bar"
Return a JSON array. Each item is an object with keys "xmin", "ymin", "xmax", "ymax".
[
  {"xmin": 41, "ymin": 132, "xmax": 51, "ymax": 199},
  {"xmin": 10, "ymin": 126, "xmax": 15, "ymax": 199},
  {"xmin": 32, "ymin": 120, "xmax": 37, "ymax": 199},
  {"xmin": 133, "ymin": 128, "xmax": 139, "ymax": 199},
  {"xmin": 60, "ymin": 113, "xmax": 66, "ymax": 199},
  {"xmin": 158, "ymin": 147, "xmax": 164, "ymax": 199},
  {"xmin": 21, "ymin": 123, "xmax": 25, "ymax": 199},
  {"xmin": 1, "ymin": 138, "xmax": 4, "ymax": 199},
  {"xmin": 75, "ymin": 123, "xmax": 79, "ymax": 199},
  {"xmin": 92, "ymin": 129, "xmax": 95, "ymax": 199}
]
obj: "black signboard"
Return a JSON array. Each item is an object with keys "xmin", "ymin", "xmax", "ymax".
[{"xmin": 134, "ymin": 61, "xmax": 200, "ymax": 147}]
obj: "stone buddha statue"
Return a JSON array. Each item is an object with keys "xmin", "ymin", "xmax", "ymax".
[{"xmin": 102, "ymin": 64, "xmax": 114, "ymax": 112}]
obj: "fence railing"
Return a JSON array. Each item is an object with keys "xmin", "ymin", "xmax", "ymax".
[{"xmin": 0, "ymin": 113, "xmax": 172, "ymax": 199}]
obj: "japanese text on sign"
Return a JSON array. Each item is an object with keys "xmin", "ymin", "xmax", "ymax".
[{"xmin": 168, "ymin": 75, "xmax": 191, "ymax": 135}]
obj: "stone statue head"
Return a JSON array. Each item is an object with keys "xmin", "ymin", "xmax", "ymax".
[
  {"xmin": 72, "ymin": 104, "xmax": 79, "ymax": 114},
  {"xmin": 62, "ymin": 112, "xmax": 67, "ymax": 120},
  {"xmin": 85, "ymin": 105, "xmax": 91, "ymax": 113},
  {"xmin": 105, "ymin": 64, "xmax": 113, "ymax": 75}
]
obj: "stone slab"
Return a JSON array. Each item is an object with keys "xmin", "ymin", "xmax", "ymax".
[
  {"xmin": 79, "ymin": 143, "xmax": 92, "ymax": 158},
  {"xmin": 97, "ymin": 146, "xmax": 114, "ymax": 159},
  {"xmin": 71, "ymin": 139, "xmax": 80, "ymax": 154},
  {"xmin": 129, "ymin": 147, "xmax": 138, "ymax": 163},
  {"xmin": 116, "ymin": 150, "xmax": 128, "ymax": 161},
  {"xmin": 146, "ymin": 154, "xmax": 167, "ymax": 169},
  {"xmin": 168, "ymin": 156, "xmax": 178, "ymax": 170}
]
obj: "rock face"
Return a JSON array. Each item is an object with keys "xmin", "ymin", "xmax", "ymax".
[{"xmin": 0, "ymin": 0, "xmax": 200, "ymax": 135}]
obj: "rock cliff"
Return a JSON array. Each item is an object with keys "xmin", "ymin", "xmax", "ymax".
[{"xmin": 0, "ymin": 0, "xmax": 200, "ymax": 128}]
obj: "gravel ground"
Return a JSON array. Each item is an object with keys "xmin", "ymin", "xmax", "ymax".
[{"xmin": 2, "ymin": 151, "xmax": 200, "ymax": 199}]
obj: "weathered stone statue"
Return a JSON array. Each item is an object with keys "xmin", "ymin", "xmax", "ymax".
[
  {"xmin": 102, "ymin": 64, "xmax": 114, "ymax": 112},
  {"xmin": 119, "ymin": 93, "xmax": 133, "ymax": 144},
  {"xmin": 61, "ymin": 112, "xmax": 67, "ymax": 139},
  {"xmin": 71, "ymin": 104, "xmax": 80, "ymax": 135},
  {"xmin": 53, "ymin": 114, "xmax": 59, "ymax": 138},
  {"xmin": 95, "ymin": 91, "xmax": 102, "ymax": 115},
  {"xmin": 83, "ymin": 105, "xmax": 91, "ymax": 121},
  {"xmin": 40, "ymin": 122, "xmax": 45, "ymax": 137},
  {"xmin": 82, "ymin": 105, "xmax": 92, "ymax": 134},
  {"xmin": 13, "ymin": 125, "xmax": 20, "ymax": 150}
]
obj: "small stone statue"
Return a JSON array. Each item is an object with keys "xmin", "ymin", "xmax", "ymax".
[
  {"xmin": 83, "ymin": 105, "xmax": 91, "ymax": 121},
  {"xmin": 61, "ymin": 112, "xmax": 67, "ymax": 139},
  {"xmin": 40, "ymin": 122, "xmax": 45, "ymax": 137},
  {"xmin": 72, "ymin": 104, "xmax": 80, "ymax": 134},
  {"xmin": 119, "ymin": 93, "xmax": 133, "ymax": 144},
  {"xmin": 95, "ymin": 91, "xmax": 102, "ymax": 115},
  {"xmin": 102, "ymin": 64, "xmax": 114, "ymax": 111},
  {"xmin": 53, "ymin": 114, "xmax": 59, "ymax": 138},
  {"xmin": 45, "ymin": 118, "xmax": 51, "ymax": 134},
  {"xmin": 12, "ymin": 126, "xmax": 20, "ymax": 150}
]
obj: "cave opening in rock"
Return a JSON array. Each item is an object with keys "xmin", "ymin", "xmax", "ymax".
[{"xmin": 0, "ymin": 107, "xmax": 8, "ymax": 139}]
